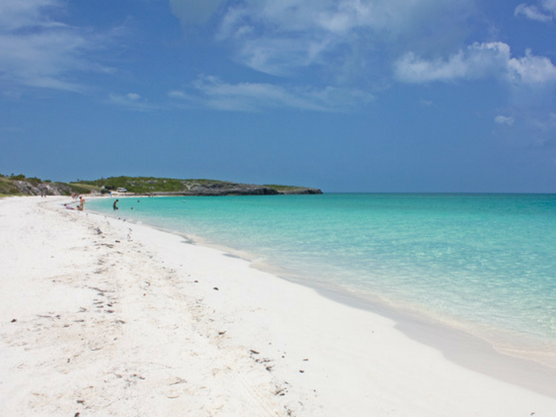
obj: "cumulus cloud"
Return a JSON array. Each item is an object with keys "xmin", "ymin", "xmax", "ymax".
[
  {"xmin": 394, "ymin": 42, "xmax": 556, "ymax": 86},
  {"xmin": 0, "ymin": 0, "xmax": 116, "ymax": 91},
  {"xmin": 515, "ymin": 1, "xmax": 556, "ymax": 22},
  {"xmin": 507, "ymin": 50, "xmax": 556, "ymax": 84},
  {"xmin": 168, "ymin": 75, "xmax": 374, "ymax": 112}
]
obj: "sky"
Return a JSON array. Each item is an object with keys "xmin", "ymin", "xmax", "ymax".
[{"xmin": 1, "ymin": 0, "xmax": 555, "ymax": 192}]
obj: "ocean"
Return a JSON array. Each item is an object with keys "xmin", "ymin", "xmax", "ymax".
[{"xmin": 88, "ymin": 193, "xmax": 556, "ymax": 365}]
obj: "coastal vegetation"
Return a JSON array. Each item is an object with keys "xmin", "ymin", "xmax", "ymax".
[
  {"xmin": 0, "ymin": 174, "xmax": 87, "ymax": 197},
  {"xmin": 0, "ymin": 174, "xmax": 322, "ymax": 196},
  {"xmin": 77, "ymin": 176, "xmax": 322, "ymax": 195}
]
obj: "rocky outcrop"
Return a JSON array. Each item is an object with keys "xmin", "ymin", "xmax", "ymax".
[
  {"xmin": 1, "ymin": 175, "xmax": 323, "ymax": 197},
  {"xmin": 277, "ymin": 188, "xmax": 323, "ymax": 195},
  {"xmin": 11, "ymin": 181, "xmax": 73, "ymax": 196},
  {"xmin": 148, "ymin": 183, "xmax": 322, "ymax": 196}
]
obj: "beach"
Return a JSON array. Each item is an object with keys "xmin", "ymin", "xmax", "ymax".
[{"xmin": 1, "ymin": 196, "xmax": 556, "ymax": 417}]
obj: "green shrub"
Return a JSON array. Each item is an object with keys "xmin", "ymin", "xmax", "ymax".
[{"xmin": 27, "ymin": 177, "xmax": 42, "ymax": 186}]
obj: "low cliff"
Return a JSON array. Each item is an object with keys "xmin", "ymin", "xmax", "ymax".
[
  {"xmin": 0, "ymin": 175, "xmax": 95, "ymax": 196},
  {"xmin": 0, "ymin": 175, "xmax": 322, "ymax": 196},
  {"xmin": 83, "ymin": 177, "xmax": 323, "ymax": 196}
]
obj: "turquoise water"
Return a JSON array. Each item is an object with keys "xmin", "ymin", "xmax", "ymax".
[{"xmin": 88, "ymin": 194, "xmax": 556, "ymax": 361}]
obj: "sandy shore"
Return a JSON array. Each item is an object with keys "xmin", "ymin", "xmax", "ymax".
[{"xmin": 1, "ymin": 196, "xmax": 556, "ymax": 417}]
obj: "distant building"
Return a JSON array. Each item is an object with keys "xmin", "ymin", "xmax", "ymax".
[{"xmin": 116, "ymin": 187, "xmax": 127, "ymax": 193}]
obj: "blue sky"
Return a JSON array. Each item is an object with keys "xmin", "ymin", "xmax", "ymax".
[{"xmin": 1, "ymin": 0, "xmax": 555, "ymax": 192}]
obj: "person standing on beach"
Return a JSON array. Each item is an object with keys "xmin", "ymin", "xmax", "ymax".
[
  {"xmin": 78, "ymin": 196, "xmax": 85, "ymax": 211},
  {"xmin": 113, "ymin": 199, "xmax": 119, "ymax": 211}
]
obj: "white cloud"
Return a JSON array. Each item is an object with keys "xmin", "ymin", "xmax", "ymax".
[
  {"xmin": 168, "ymin": 75, "xmax": 374, "ymax": 112},
  {"xmin": 108, "ymin": 93, "xmax": 156, "ymax": 111},
  {"xmin": 394, "ymin": 42, "xmax": 556, "ymax": 86},
  {"xmin": 235, "ymin": 37, "xmax": 335, "ymax": 77},
  {"xmin": 0, "ymin": 0, "xmax": 116, "ymax": 91},
  {"xmin": 515, "ymin": 4, "xmax": 552, "ymax": 21},
  {"xmin": 201, "ymin": 0, "xmax": 474, "ymax": 78},
  {"xmin": 544, "ymin": 0, "xmax": 556, "ymax": 12},
  {"xmin": 0, "ymin": 0, "xmax": 60, "ymax": 31},
  {"xmin": 226, "ymin": 0, "xmax": 470, "ymax": 37},
  {"xmin": 515, "ymin": 1, "xmax": 556, "ymax": 21},
  {"xmin": 394, "ymin": 42, "xmax": 509, "ymax": 83},
  {"xmin": 169, "ymin": 0, "xmax": 226, "ymax": 25},
  {"xmin": 494, "ymin": 111, "xmax": 556, "ymax": 147},
  {"xmin": 0, "ymin": 31, "xmax": 89, "ymax": 91},
  {"xmin": 508, "ymin": 50, "xmax": 556, "ymax": 84},
  {"xmin": 494, "ymin": 115, "xmax": 515, "ymax": 126},
  {"xmin": 535, "ymin": 112, "xmax": 556, "ymax": 131},
  {"xmin": 168, "ymin": 90, "xmax": 192, "ymax": 100}
]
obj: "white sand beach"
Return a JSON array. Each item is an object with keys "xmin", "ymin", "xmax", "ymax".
[{"xmin": 1, "ymin": 196, "xmax": 556, "ymax": 417}]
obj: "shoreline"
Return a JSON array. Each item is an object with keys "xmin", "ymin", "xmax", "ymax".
[
  {"xmin": 2, "ymin": 196, "xmax": 556, "ymax": 416},
  {"xmin": 256, "ymin": 258, "xmax": 556, "ymax": 369},
  {"xmin": 84, "ymin": 195, "xmax": 556, "ymax": 395},
  {"xmin": 90, "ymin": 194, "xmax": 556, "ymax": 373}
]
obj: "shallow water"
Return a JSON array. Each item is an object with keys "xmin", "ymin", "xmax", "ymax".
[{"xmin": 88, "ymin": 193, "xmax": 556, "ymax": 362}]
